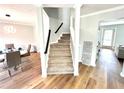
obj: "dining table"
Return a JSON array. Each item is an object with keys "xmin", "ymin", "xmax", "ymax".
[
  {"xmin": 0, "ymin": 49, "xmax": 27, "ymax": 61},
  {"xmin": 0, "ymin": 49, "xmax": 27, "ymax": 77}
]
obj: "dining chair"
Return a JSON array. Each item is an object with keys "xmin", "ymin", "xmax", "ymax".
[
  {"xmin": 6, "ymin": 51, "xmax": 22, "ymax": 76},
  {"xmin": 0, "ymin": 53, "xmax": 5, "ymax": 66},
  {"xmin": 0, "ymin": 59, "xmax": 5, "ymax": 68},
  {"xmin": 0, "ymin": 59, "xmax": 5, "ymax": 63},
  {"xmin": 20, "ymin": 44, "xmax": 32, "ymax": 71},
  {"xmin": 21, "ymin": 44, "xmax": 31, "ymax": 57},
  {"xmin": 5, "ymin": 44, "xmax": 15, "ymax": 51}
]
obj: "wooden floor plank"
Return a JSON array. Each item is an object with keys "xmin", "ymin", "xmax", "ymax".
[
  {"xmin": 0, "ymin": 49, "xmax": 124, "ymax": 89},
  {"xmin": 86, "ymin": 78, "xmax": 96, "ymax": 89}
]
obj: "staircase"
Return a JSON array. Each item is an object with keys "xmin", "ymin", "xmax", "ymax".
[{"xmin": 47, "ymin": 34, "xmax": 74, "ymax": 74}]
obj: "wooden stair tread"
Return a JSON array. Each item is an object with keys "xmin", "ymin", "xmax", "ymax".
[
  {"xmin": 50, "ymin": 45, "xmax": 70, "ymax": 48},
  {"xmin": 51, "ymin": 43, "xmax": 70, "ymax": 46},
  {"xmin": 49, "ymin": 57, "xmax": 72, "ymax": 63},
  {"xmin": 59, "ymin": 39, "xmax": 70, "ymax": 41},
  {"xmin": 62, "ymin": 34, "xmax": 70, "ymax": 36},
  {"xmin": 48, "ymin": 66, "xmax": 73, "ymax": 74},
  {"xmin": 48, "ymin": 63, "xmax": 73, "ymax": 67},
  {"xmin": 49, "ymin": 48, "xmax": 70, "ymax": 50},
  {"xmin": 50, "ymin": 49, "xmax": 71, "ymax": 52},
  {"xmin": 49, "ymin": 50, "xmax": 71, "ymax": 56}
]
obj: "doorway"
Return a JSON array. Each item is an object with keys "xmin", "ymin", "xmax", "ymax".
[{"xmin": 102, "ymin": 29, "xmax": 115, "ymax": 50}]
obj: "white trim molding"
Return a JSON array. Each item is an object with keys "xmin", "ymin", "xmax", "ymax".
[
  {"xmin": 81, "ymin": 5, "xmax": 124, "ymax": 18},
  {"xmin": 120, "ymin": 72, "xmax": 124, "ymax": 77},
  {"xmin": 74, "ymin": 6, "xmax": 80, "ymax": 76},
  {"xmin": 120, "ymin": 62, "xmax": 124, "ymax": 77}
]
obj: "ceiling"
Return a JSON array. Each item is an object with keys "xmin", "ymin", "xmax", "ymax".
[
  {"xmin": 81, "ymin": 4, "xmax": 124, "ymax": 15},
  {"xmin": 0, "ymin": 4, "xmax": 37, "ymax": 26},
  {"xmin": 0, "ymin": 4, "xmax": 75, "ymax": 26},
  {"xmin": 0, "ymin": 4, "xmax": 124, "ymax": 26}
]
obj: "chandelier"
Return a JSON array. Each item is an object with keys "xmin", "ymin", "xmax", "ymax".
[{"xmin": 3, "ymin": 25, "xmax": 16, "ymax": 33}]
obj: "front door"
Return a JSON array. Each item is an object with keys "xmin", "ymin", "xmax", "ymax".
[{"xmin": 102, "ymin": 29, "xmax": 115, "ymax": 49}]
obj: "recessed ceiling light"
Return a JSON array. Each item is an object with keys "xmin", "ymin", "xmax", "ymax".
[{"xmin": 5, "ymin": 14, "xmax": 11, "ymax": 17}]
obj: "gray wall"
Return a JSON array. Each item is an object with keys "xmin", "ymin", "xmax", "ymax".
[
  {"xmin": 44, "ymin": 8, "xmax": 71, "ymax": 43},
  {"xmin": 116, "ymin": 24, "xmax": 124, "ymax": 46},
  {"xmin": 60, "ymin": 8, "xmax": 71, "ymax": 32},
  {"xmin": 44, "ymin": 8, "xmax": 59, "ymax": 19}
]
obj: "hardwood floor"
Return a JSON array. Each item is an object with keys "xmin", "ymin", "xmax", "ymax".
[
  {"xmin": 0, "ymin": 49, "xmax": 124, "ymax": 89},
  {"xmin": 0, "ymin": 53, "xmax": 42, "ymax": 88}
]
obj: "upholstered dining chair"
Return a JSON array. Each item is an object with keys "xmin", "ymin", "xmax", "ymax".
[
  {"xmin": 6, "ymin": 51, "xmax": 21, "ymax": 76},
  {"xmin": 0, "ymin": 53, "xmax": 5, "ymax": 66},
  {"xmin": 20, "ymin": 44, "xmax": 31, "ymax": 57},
  {"xmin": 0, "ymin": 59, "xmax": 5, "ymax": 65},
  {"xmin": 20, "ymin": 44, "xmax": 32, "ymax": 70},
  {"xmin": 5, "ymin": 44, "xmax": 15, "ymax": 50}
]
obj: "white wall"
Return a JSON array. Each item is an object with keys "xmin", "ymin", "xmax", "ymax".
[
  {"xmin": 42, "ymin": 9, "xmax": 50, "ymax": 73},
  {"xmin": 43, "ymin": 10, "xmax": 49, "ymax": 47},
  {"xmin": 70, "ymin": 6, "xmax": 80, "ymax": 76},
  {"xmin": 49, "ymin": 17, "xmax": 62, "ymax": 43},
  {"xmin": 0, "ymin": 22, "xmax": 35, "ymax": 50},
  {"xmin": 70, "ymin": 8, "xmax": 75, "ymax": 74},
  {"xmin": 80, "ymin": 7, "xmax": 124, "ymax": 66},
  {"xmin": 35, "ymin": 7, "xmax": 48, "ymax": 77},
  {"xmin": 59, "ymin": 8, "xmax": 71, "ymax": 32},
  {"xmin": 80, "ymin": 16, "xmax": 99, "ymax": 66}
]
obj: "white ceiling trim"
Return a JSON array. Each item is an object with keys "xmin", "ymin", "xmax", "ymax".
[
  {"xmin": 42, "ymin": 4, "xmax": 75, "ymax": 8},
  {"xmin": 81, "ymin": 5, "xmax": 124, "ymax": 18},
  {"xmin": 100, "ymin": 20, "xmax": 124, "ymax": 26},
  {"xmin": 0, "ymin": 19, "xmax": 34, "ymax": 26},
  {"xmin": 42, "ymin": 4, "xmax": 82, "ymax": 9},
  {"xmin": 0, "ymin": 0, "xmax": 83, "ymax": 4}
]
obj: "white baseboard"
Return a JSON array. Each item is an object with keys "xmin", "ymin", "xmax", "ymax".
[
  {"xmin": 120, "ymin": 72, "xmax": 124, "ymax": 77},
  {"xmin": 79, "ymin": 60, "xmax": 82, "ymax": 63},
  {"xmin": 82, "ymin": 62, "xmax": 90, "ymax": 66},
  {"xmin": 42, "ymin": 74, "xmax": 47, "ymax": 78},
  {"xmin": 90, "ymin": 63, "xmax": 96, "ymax": 67},
  {"xmin": 74, "ymin": 72, "xmax": 79, "ymax": 76},
  {"xmin": 81, "ymin": 61, "xmax": 96, "ymax": 67}
]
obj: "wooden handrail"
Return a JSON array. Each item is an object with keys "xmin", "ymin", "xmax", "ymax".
[
  {"xmin": 55, "ymin": 22, "xmax": 63, "ymax": 34},
  {"xmin": 44, "ymin": 30, "xmax": 51, "ymax": 54}
]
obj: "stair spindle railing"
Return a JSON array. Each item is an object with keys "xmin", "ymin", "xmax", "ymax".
[
  {"xmin": 44, "ymin": 29, "xmax": 51, "ymax": 54},
  {"xmin": 55, "ymin": 22, "xmax": 63, "ymax": 34}
]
